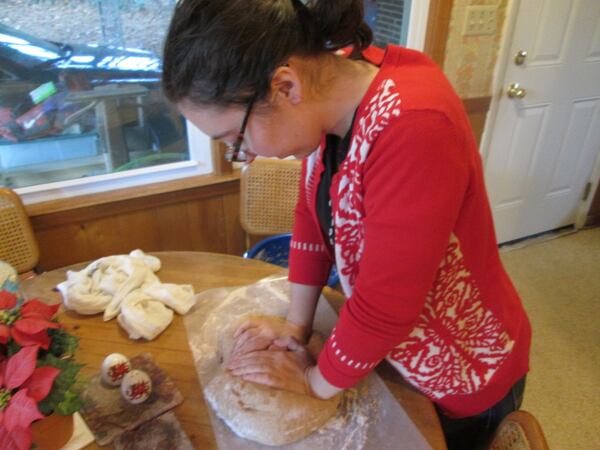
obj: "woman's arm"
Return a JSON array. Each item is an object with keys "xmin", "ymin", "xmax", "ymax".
[
  {"xmin": 229, "ymin": 335, "xmax": 343, "ymax": 399},
  {"xmin": 286, "ymin": 282, "xmax": 322, "ymax": 339},
  {"xmin": 231, "ymin": 154, "xmax": 331, "ymax": 357},
  {"xmin": 306, "ymin": 365, "xmax": 343, "ymax": 399},
  {"xmin": 228, "ymin": 282, "xmax": 322, "ymax": 359}
]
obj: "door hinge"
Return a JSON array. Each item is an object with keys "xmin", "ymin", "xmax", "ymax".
[{"xmin": 582, "ymin": 182, "xmax": 593, "ymax": 201}]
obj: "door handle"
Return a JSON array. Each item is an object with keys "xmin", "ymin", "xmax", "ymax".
[
  {"xmin": 507, "ymin": 83, "xmax": 527, "ymax": 99},
  {"xmin": 514, "ymin": 50, "xmax": 527, "ymax": 65}
]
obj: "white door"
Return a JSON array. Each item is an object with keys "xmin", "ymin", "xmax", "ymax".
[{"xmin": 484, "ymin": 0, "xmax": 600, "ymax": 243}]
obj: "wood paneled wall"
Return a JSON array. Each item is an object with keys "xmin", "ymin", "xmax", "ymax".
[{"xmin": 29, "ymin": 178, "xmax": 246, "ymax": 271}]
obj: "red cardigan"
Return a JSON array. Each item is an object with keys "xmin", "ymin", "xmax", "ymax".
[{"xmin": 288, "ymin": 46, "xmax": 531, "ymax": 418}]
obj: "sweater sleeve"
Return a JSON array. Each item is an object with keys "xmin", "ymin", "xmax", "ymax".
[
  {"xmin": 288, "ymin": 155, "xmax": 333, "ymax": 287},
  {"xmin": 318, "ymin": 110, "xmax": 471, "ymax": 387}
]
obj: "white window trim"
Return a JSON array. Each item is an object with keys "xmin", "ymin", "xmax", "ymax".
[
  {"xmin": 17, "ymin": 121, "xmax": 213, "ymax": 205},
  {"xmin": 405, "ymin": 0, "xmax": 431, "ymax": 51}
]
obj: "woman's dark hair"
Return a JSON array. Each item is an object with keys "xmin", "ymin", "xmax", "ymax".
[{"xmin": 162, "ymin": 0, "xmax": 372, "ymax": 107}]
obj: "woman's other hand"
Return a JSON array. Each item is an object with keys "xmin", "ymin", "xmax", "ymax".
[
  {"xmin": 227, "ymin": 316, "xmax": 308, "ymax": 363},
  {"xmin": 228, "ymin": 336, "xmax": 314, "ymax": 396}
]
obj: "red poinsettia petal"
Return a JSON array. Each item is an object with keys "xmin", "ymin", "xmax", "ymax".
[
  {"xmin": 0, "ymin": 423, "xmax": 32, "ymax": 450},
  {"xmin": 3, "ymin": 390, "xmax": 44, "ymax": 432},
  {"xmin": 0, "ymin": 291, "xmax": 18, "ymax": 309},
  {"xmin": 22, "ymin": 366, "xmax": 60, "ymax": 402},
  {"xmin": 14, "ymin": 426, "xmax": 32, "ymax": 450},
  {"xmin": 15, "ymin": 427, "xmax": 33, "ymax": 450},
  {"xmin": 0, "ymin": 324, "xmax": 9, "ymax": 344},
  {"xmin": 11, "ymin": 327, "xmax": 50, "ymax": 350},
  {"xmin": 5, "ymin": 346, "xmax": 39, "ymax": 389},
  {"xmin": 0, "ymin": 360, "xmax": 6, "ymax": 387},
  {"xmin": 21, "ymin": 300, "xmax": 60, "ymax": 321},
  {"xmin": 14, "ymin": 318, "xmax": 60, "ymax": 336}
]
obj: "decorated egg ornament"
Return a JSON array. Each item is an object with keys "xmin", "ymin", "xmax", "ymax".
[
  {"xmin": 121, "ymin": 369, "xmax": 152, "ymax": 404},
  {"xmin": 101, "ymin": 353, "xmax": 131, "ymax": 386}
]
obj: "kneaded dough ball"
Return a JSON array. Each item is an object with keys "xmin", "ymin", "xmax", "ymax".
[{"xmin": 203, "ymin": 315, "xmax": 341, "ymax": 446}]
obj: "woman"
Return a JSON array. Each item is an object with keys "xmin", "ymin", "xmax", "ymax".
[{"xmin": 163, "ymin": 1, "xmax": 531, "ymax": 449}]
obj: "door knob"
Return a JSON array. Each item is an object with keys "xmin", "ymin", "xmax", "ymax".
[
  {"xmin": 507, "ymin": 83, "xmax": 527, "ymax": 99},
  {"xmin": 514, "ymin": 50, "xmax": 527, "ymax": 65}
]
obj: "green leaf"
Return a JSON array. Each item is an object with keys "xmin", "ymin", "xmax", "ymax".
[
  {"xmin": 47, "ymin": 328, "xmax": 79, "ymax": 359},
  {"xmin": 36, "ymin": 353, "xmax": 84, "ymax": 416},
  {"xmin": 54, "ymin": 389, "xmax": 83, "ymax": 416},
  {"xmin": 7, "ymin": 339, "xmax": 21, "ymax": 356}
]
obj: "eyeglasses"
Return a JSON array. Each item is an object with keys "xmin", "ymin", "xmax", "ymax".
[{"xmin": 224, "ymin": 94, "xmax": 257, "ymax": 163}]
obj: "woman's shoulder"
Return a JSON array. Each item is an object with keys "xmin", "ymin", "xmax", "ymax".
[
  {"xmin": 366, "ymin": 45, "xmax": 464, "ymax": 119},
  {"xmin": 354, "ymin": 46, "xmax": 471, "ymax": 149}
]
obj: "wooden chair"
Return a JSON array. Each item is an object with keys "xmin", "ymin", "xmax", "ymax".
[
  {"xmin": 240, "ymin": 158, "xmax": 302, "ymax": 242},
  {"xmin": 0, "ymin": 187, "xmax": 40, "ymax": 275},
  {"xmin": 240, "ymin": 158, "xmax": 340, "ymax": 287},
  {"xmin": 488, "ymin": 410, "xmax": 549, "ymax": 450}
]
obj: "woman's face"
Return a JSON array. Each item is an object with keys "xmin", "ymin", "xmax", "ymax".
[
  {"xmin": 179, "ymin": 96, "xmax": 324, "ymax": 163},
  {"xmin": 178, "ymin": 62, "xmax": 326, "ymax": 162}
]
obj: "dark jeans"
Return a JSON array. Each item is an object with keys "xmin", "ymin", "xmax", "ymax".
[{"xmin": 436, "ymin": 376, "xmax": 526, "ymax": 450}]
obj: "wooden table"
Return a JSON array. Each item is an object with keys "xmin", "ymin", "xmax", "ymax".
[{"xmin": 21, "ymin": 251, "xmax": 446, "ymax": 450}]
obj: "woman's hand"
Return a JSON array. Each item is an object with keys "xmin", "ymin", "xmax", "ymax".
[
  {"xmin": 228, "ymin": 336, "xmax": 314, "ymax": 396},
  {"xmin": 227, "ymin": 316, "xmax": 308, "ymax": 363}
]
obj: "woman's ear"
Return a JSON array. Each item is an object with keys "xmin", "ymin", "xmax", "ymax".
[{"xmin": 270, "ymin": 65, "xmax": 303, "ymax": 105}]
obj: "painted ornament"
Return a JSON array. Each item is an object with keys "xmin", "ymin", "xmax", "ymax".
[
  {"xmin": 101, "ymin": 353, "xmax": 131, "ymax": 386},
  {"xmin": 121, "ymin": 369, "xmax": 152, "ymax": 404}
]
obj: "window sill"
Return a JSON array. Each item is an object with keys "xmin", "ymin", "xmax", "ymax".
[{"xmin": 25, "ymin": 170, "xmax": 241, "ymax": 218}]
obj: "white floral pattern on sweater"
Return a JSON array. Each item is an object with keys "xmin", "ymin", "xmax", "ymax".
[
  {"xmin": 334, "ymin": 79, "xmax": 402, "ymax": 295},
  {"xmin": 387, "ymin": 234, "xmax": 514, "ymax": 399}
]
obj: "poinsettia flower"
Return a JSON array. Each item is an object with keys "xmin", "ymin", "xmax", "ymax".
[
  {"xmin": 0, "ymin": 291, "xmax": 19, "ymax": 345},
  {"xmin": 0, "ymin": 326, "xmax": 9, "ymax": 345},
  {"xmin": 0, "ymin": 423, "xmax": 31, "ymax": 450},
  {"xmin": 0, "ymin": 291, "xmax": 17, "ymax": 309},
  {"xmin": 0, "ymin": 298, "xmax": 61, "ymax": 349},
  {"xmin": 0, "ymin": 346, "xmax": 60, "ymax": 450}
]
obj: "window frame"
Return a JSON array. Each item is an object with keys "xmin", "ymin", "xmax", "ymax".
[
  {"xmin": 406, "ymin": 0, "xmax": 431, "ymax": 51},
  {"xmin": 16, "ymin": 121, "xmax": 213, "ymax": 205}
]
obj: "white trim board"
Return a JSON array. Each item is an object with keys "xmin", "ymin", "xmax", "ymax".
[{"xmin": 406, "ymin": 0, "xmax": 431, "ymax": 51}]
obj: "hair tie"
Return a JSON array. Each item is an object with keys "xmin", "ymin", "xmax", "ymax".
[{"xmin": 291, "ymin": 0, "xmax": 308, "ymax": 7}]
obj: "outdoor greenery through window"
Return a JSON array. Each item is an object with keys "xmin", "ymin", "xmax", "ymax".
[{"xmin": 0, "ymin": 0, "xmax": 188, "ymax": 189}]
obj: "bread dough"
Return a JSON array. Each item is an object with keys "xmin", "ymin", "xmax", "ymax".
[{"xmin": 203, "ymin": 315, "xmax": 341, "ymax": 446}]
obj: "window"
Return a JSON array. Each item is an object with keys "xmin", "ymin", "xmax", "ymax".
[
  {"xmin": 0, "ymin": 0, "xmax": 209, "ymax": 197},
  {"xmin": 366, "ymin": 0, "xmax": 431, "ymax": 51},
  {"xmin": 0, "ymin": 68, "xmax": 16, "ymax": 81},
  {"xmin": 1, "ymin": 0, "xmax": 429, "ymax": 203},
  {"xmin": 366, "ymin": 0, "xmax": 412, "ymax": 48}
]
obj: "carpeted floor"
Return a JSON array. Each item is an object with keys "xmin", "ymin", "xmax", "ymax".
[{"xmin": 499, "ymin": 227, "xmax": 600, "ymax": 450}]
